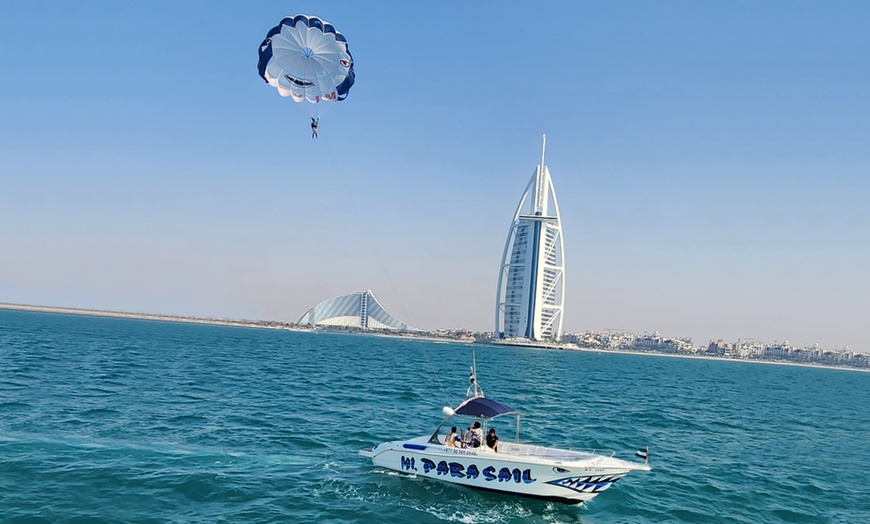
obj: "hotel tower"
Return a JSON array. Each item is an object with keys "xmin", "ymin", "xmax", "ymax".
[{"xmin": 495, "ymin": 135, "xmax": 565, "ymax": 341}]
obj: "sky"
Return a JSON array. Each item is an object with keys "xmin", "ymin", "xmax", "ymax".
[{"xmin": 1, "ymin": 2, "xmax": 869, "ymax": 351}]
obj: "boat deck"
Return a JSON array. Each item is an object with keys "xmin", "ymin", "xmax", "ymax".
[
  {"xmin": 497, "ymin": 442, "xmax": 614, "ymax": 463},
  {"xmin": 433, "ymin": 435, "xmax": 614, "ymax": 463}
]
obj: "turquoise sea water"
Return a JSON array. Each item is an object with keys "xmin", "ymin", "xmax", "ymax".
[{"xmin": 1, "ymin": 309, "xmax": 869, "ymax": 523}]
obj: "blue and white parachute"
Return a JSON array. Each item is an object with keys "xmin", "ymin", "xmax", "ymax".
[{"xmin": 257, "ymin": 15, "xmax": 355, "ymax": 104}]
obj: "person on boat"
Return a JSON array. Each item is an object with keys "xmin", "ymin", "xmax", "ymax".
[
  {"xmin": 446, "ymin": 426, "xmax": 460, "ymax": 448},
  {"xmin": 469, "ymin": 421, "xmax": 483, "ymax": 448},
  {"xmin": 311, "ymin": 116, "xmax": 319, "ymax": 139},
  {"xmin": 486, "ymin": 428, "xmax": 499, "ymax": 452}
]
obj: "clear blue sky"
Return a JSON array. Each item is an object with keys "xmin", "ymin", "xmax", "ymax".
[{"xmin": 2, "ymin": 2, "xmax": 868, "ymax": 351}]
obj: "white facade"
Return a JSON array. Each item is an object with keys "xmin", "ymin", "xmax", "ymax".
[
  {"xmin": 495, "ymin": 136, "xmax": 565, "ymax": 341},
  {"xmin": 298, "ymin": 290, "xmax": 416, "ymax": 331}
]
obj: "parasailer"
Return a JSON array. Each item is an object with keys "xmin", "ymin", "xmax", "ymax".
[{"xmin": 257, "ymin": 14, "xmax": 355, "ymax": 137}]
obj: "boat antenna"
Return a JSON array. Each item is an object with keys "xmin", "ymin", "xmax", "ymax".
[{"xmin": 466, "ymin": 351, "xmax": 484, "ymax": 398}]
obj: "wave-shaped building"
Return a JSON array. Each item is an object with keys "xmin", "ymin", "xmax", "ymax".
[
  {"xmin": 298, "ymin": 290, "xmax": 416, "ymax": 331},
  {"xmin": 495, "ymin": 135, "xmax": 566, "ymax": 342}
]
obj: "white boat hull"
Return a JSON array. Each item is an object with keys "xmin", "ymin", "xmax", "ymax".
[{"xmin": 360, "ymin": 436, "xmax": 649, "ymax": 504}]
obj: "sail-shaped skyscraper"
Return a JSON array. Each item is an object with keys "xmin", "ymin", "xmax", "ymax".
[
  {"xmin": 298, "ymin": 290, "xmax": 416, "ymax": 331},
  {"xmin": 495, "ymin": 136, "xmax": 565, "ymax": 341}
]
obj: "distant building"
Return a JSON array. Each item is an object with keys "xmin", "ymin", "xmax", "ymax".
[
  {"xmin": 298, "ymin": 290, "xmax": 416, "ymax": 331},
  {"xmin": 495, "ymin": 136, "xmax": 566, "ymax": 341},
  {"xmin": 708, "ymin": 339, "xmax": 734, "ymax": 357}
]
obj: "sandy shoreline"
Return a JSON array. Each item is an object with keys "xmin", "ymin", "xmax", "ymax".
[
  {"xmin": 2, "ymin": 302, "xmax": 867, "ymax": 373},
  {"xmin": 476, "ymin": 336, "xmax": 870, "ymax": 373},
  {"xmin": 571, "ymin": 345, "xmax": 870, "ymax": 373},
  {"xmin": 0, "ymin": 302, "xmax": 309, "ymax": 332}
]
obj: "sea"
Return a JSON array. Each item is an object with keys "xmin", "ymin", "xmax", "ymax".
[{"xmin": 1, "ymin": 309, "xmax": 868, "ymax": 524}]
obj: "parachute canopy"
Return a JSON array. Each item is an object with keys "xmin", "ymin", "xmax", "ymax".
[{"xmin": 257, "ymin": 14, "xmax": 355, "ymax": 104}]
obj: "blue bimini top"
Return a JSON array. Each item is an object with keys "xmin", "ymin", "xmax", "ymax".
[{"xmin": 454, "ymin": 397, "xmax": 517, "ymax": 419}]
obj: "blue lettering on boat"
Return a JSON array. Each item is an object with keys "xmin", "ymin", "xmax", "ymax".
[
  {"xmin": 412, "ymin": 458, "xmax": 535, "ymax": 484},
  {"xmin": 465, "ymin": 464, "xmax": 480, "ymax": 479},
  {"xmin": 400, "ymin": 455, "xmax": 417, "ymax": 472}
]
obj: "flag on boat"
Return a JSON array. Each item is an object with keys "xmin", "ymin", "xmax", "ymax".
[{"xmin": 636, "ymin": 447, "xmax": 649, "ymax": 461}]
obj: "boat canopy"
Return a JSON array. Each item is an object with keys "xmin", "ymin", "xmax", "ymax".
[{"xmin": 454, "ymin": 396, "xmax": 517, "ymax": 419}]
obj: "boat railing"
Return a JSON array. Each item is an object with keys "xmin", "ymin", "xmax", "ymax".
[{"xmin": 497, "ymin": 442, "xmax": 616, "ymax": 461}]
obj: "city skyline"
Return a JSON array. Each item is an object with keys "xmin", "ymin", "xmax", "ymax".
[
  {"xmin": 3, "ymin": 301, "xmax": 867, "ymax": 371},
  {"xmin": 1, "ymin": 2, "xmax": 868, "ymax": 352}
]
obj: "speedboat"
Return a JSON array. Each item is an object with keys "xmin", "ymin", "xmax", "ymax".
[{"xmin": 359, "ymin": 354, "xmax": 650, "ymax": 504}]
